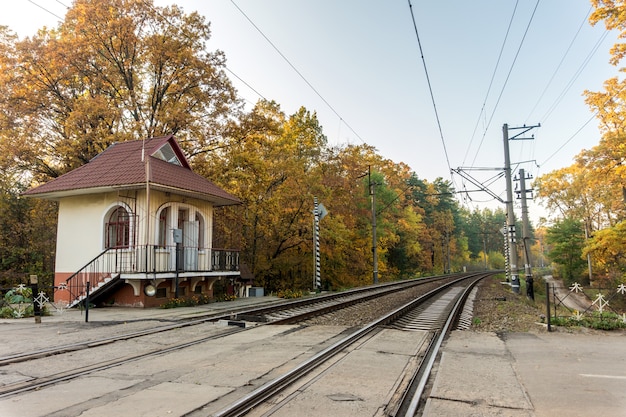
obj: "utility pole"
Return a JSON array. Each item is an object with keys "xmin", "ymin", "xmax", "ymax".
[
  {"xmin": 503, "ymin": 123, "xmax": 540, "ymax": 294},
  {"xmin": 502, "ymin": 221, "xmax": 510, "ymax": 280},
  {"xmin": 313, "ymin": 198, "xmax": 321, "ymax": 291},
  {"xmin": 312, "ymin": 198, "xmax": 328, "ymax": 291},
  {"xmin": 503, "ymin": 123, "xmax": 520, "ymax": 294},
  {"xmin": 369, "ymin": 166, "xmax": 379, "ymax": 284},
  {"xmin": 518, "ymin": 168, "xmax": 534, "ymax": 300}
]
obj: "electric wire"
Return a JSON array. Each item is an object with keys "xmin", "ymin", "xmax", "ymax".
[
  {"xmin": 224, "ymin": 66, "xmax": 268, "ymax": 102},
  {"xmin": 534, "ymin": 26, "xmax": 613, "ymax": 168},
  {"xmin": 459, "ymin": 1, "xmax": 542, "ymax": 215},
  {"xmin": 470, "ymin": 0, "xmax": 541, "ymax": 169},
  {"xmin": 524, "ymin": 6, "xmax": 593, "ymax": 123},
  {"xmin": 462, "ymin": 0, "xmax": 519, "ymax": 167},
  {"xmin": 517, "ymin": 6, "xmax": 593, "ymax": 180},
  {"xmin": 406, "ymin": 0, "xmax": 452, "ymax": 176},
  {"xmin": 518, "ymin": 8, "xmax": 606, "ymax": 188},
  {"xmin": 230, "ymin": 0, "xmax": 366, "ymax": 144},
  {"xmin": 27, "ymin": 0, "xmax": 64, "ymax": 20},
  {"xmin": 539, "ymin": 29, "xmax": 609, "ymax": 123}
]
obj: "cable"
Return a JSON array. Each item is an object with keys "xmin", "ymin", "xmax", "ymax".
[
  {"xmin": 539, "ymin": 78, "xmax": 626, "ymax": 167},
  {"xmin": 27, "ymin": 0, "xmax": 64, "ymax": 20},
  {"xmin": 230, "ymin": 0, "xmax": 366, "ymax": 144},
  {"xmin": 540, "ymin": 113, "xmax": 595, "ymax": 166},
  {"xmin": 525, "ymin": 5, "xmax": 592, "ymax": 123},
  {"xmin": 470, "ymin": 0, "xmax": 542, "ymax": 168},
  {"xmin": 406, "ymin": 0, "xmax": 452, "ymax": 175},
  {"xmin": 463, "ymin": 0, "xmax": 519, "ymax": 167},
  {"xmin": 224, "ymin": 66, "xmax": 267, "ymax": 101},
  {"xmin": 539, "ymin": 30, "xmax": 609, "ymax": 123}
]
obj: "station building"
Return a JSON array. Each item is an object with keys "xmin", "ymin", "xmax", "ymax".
[{"xmin": 23, "ymin": 135, "xmax": 247, "ymax": 307}]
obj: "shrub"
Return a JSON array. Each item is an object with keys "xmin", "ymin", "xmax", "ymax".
[
  {"xmin": 277, "ymin": 289, "xmax": 303, "ymax": 299},
  {"xmin": 551, "ymin": 311, "xmax": 626, "ymax": 331}
]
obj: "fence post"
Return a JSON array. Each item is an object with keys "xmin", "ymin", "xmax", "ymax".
[
  {"xmin": 85, "ymin": 281, "xmax": 90, "ymax": 323},
  {"xmin": 545, "ymin": 281, "xmax": 551, "ymax": 332},
  {"xmin": 30, "ymin": 275, "xmax": 41, "ymax": 324}
]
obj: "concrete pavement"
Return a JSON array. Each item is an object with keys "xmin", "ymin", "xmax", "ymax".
[
  {"xmin": 2, "ymin": 297, "xmax": 625, "ymax": 416},
  {"xmin": 425, "ymin": 329, "xmax": 626, "ymax": 416}
]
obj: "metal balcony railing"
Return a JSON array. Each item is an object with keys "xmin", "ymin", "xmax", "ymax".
[{"xmin": 64, "ymin": 245, "xmax": 240, "ymax": 305}]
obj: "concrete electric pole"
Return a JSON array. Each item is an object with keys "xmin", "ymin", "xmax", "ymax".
[
  {"xmin": 518, "ymin": 168, "xmax": 534, "ymax": 300},
  {"xmin": 503, "ymin": 123, "xmax": 540, "ymax": 295},
  {"xmin": 503, "ymin": 123, "xmax": 520, "ymax": 294}
]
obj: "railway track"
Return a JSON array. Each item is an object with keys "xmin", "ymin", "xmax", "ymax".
[
  {"xmin": 0, "ymin": 275, "xmax": 462, "ymax": 399},
  {"xmin": 211, "ymin": 272, "xmax": 489, "ymax": 417},
  {"xmin": 0, "ymin": 276, "xmax": 450, "ymax": 367}
]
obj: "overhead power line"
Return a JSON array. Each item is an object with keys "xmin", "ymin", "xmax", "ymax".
[
  {"xmin": 230, "ymin": 0, "xmax": 366, "ymax": 144},
  {"xmin": 469, "ymin": 0, "xmax": 541, "ymax": 168},
  {"xmin": 539, "ymin": 30, "xmax": 609, "ymax": 123},
  {"xmin": 463, "ymin": 0, "xmax": 520, "ymax": 167},
  {"xmin": 27, "ymin": 0, "xmax": 65, "ymax": 20},
  {"xmin": 406, "ymin": 0, "xmax": 452, "ymax": 175},
  {"xmin": 525, "ymin": 6, "xmax": 592, "ymax": 123}
]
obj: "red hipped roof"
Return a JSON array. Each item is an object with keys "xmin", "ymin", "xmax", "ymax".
[{"xmin": 23, "ymin": 135, "xmax": 241, "ymax": 206}]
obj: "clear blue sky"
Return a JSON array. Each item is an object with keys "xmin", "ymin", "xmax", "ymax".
[{"xmin": 4, "ymin": 1, "xmax": 621, "ymax": 221}]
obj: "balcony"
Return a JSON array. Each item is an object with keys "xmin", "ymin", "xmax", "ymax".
[{"xmin": 64, "ymin": 245, "xmax": 240, "ymax": 306}]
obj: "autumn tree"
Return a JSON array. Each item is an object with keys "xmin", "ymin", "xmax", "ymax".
[
  {"xmin": 406, "ymin": 176, "xmax": 467, "ymax": 274},
  {"xmin": 200, "ymin": 101, "xmax": 329, "ymax": 291},
  {"xmin": 1, "ymin": 0, "xmax": 481, "ymax": 293},
  {"xmin": 545, "ymin": 218, "xmax": 588, "ymax": 285},
  {"xmin": 534, "ymin": 0, "xmax": 626, "ymax": 286},
  {"xmin": 583, "ymin": 220, "xmax": 626, "ymax": 285},
  {"xmin": 459, "ymin": 207, "xmax": 507, "ymax": 270},
  {"xmin": 0, "ymin": 0, "xmax": 239, "ymax": 181},
  {"xmin": 0, "ymin": 0, "xmax": 239, "ymax": 284},
  {"xmin": 0, "ymin": 177, "xmax": 56, "ymax": 288}
]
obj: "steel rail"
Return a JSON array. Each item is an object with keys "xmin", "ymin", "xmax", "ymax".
[
  {"xmin": 211, "ymin": 273, "xmax": 488, "ymax": 417},
  {"xmin": 0, "ymin": 275, "xmax": 453, "ymax": 366},
  {"xmin": 396, "ymin": 274, "xmax": 486, "ymax": 416},
  {"xmin": 0, "ymin": 275, "xmax": 462, "ymax": 398}
]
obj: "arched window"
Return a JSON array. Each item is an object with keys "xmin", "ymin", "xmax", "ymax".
[{"xmin": 105, "ymin": 206, "xmax": 130, "ymax": 249}]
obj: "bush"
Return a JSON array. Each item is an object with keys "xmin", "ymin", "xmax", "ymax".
[
  {"xmin": 3, "ymin": 286, "xmax": 33, "ymax": 304},
  {"xmin": 551, "ymin": 311, "xmax": 626, "ymax": 331},
  {"xmin": 277, "ymin": 289, "xmax": 303, "ymax": 299},
  {"xmin": 0, "ymin": 306, "xmax": 14, "ymax": 318},
  {"xmin": 160, "ymin": 294, "xmax": 214, "ymax": 309}
]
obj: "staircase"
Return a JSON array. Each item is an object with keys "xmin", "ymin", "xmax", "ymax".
[
  {"xmin": 67, "ymin": 273, "xmax": 122, "ymax": 308},
  {"xmin": 64, "ymin": 248, "xmax": 124, "ymax": 308}
]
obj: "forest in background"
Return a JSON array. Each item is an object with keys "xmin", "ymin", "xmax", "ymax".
[{"xmin": 1, "ymin": 0, "xmax": 625, "ymax": 295}]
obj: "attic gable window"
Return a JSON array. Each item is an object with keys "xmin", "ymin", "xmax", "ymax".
[{"xmin": 152, "ymin": 142, "xmax": 182, "ymax": 166}]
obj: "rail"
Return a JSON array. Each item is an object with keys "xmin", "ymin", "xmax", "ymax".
[{"xmin": 213, "ymin": 274, "xmax": 486, "ymax": 417}]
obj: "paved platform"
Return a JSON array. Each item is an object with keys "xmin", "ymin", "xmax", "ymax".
[
  {"xmin": 3, "ymin": 298, "xmax": 625, "ymax": 416},
  {"xmin": 0, "ymin": 294, "xmax": 283, "ymax": 325},
  {"xmin": 426, "ymin": 329, "xmax": 626, "ymax": 417}
]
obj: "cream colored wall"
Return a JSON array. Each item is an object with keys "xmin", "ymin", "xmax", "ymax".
[
  {"xmin": 55, "ymin": 189, "xmax": 214, "ymax": 273},
  {"xmin": 55, "ymin": 193, "xmax": 117, "ymax": 272}
]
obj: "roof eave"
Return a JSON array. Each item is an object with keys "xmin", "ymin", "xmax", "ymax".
[
  {"xmin": 24, "ymin": 183, "xmax": 242, "ymax": 206},
  {"xmin": 21, "ymin": 185, "xmax": 140, "ymax": 200},
  {"xmin": 149, "ymin": 184, "xmax": 242, "ymax": 206}
]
